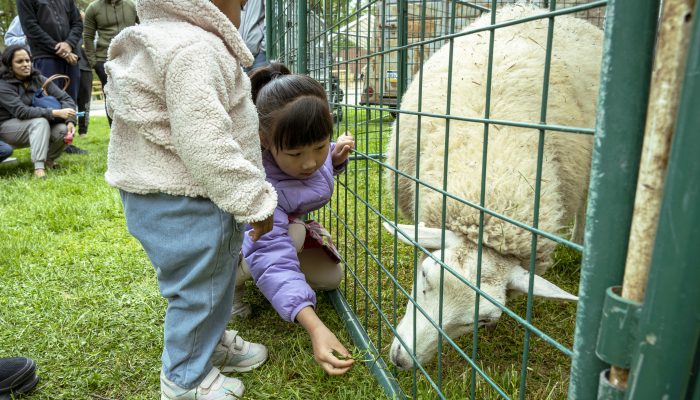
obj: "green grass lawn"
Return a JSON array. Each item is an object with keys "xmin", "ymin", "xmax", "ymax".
[
  {"xmin": 0, "ymin": 117, "xmax": 387, "ymax": 399},
  {"xmin": 1, "ymin": 113, "xmax": 581, "ymax": 399}
]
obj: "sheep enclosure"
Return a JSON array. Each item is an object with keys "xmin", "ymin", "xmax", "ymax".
[{"xmin": 265, "ymin": 0, "xmax": 689, "ymax": 399}]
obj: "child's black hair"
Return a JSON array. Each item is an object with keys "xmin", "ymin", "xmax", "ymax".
[{"xmin": 249, "ymin": 62, "xmax": 333, "ymax": 151}]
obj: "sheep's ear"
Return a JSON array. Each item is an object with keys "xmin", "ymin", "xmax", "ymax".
[
  {"xmin": 382, "ymin": 222, "xmax": 461, "ymax": 250},
  {"xmin": 506, "ymin": 266, "xmax": 578, "ymax": 301}
]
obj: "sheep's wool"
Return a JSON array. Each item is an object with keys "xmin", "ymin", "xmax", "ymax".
[{"xmin": 387, "ymin": 4, "xmax": 601, "ymax": 272}]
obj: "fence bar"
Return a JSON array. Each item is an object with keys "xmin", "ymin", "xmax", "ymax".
[
  {"xmin": 326, "ymin": 290, "xmax": 407, "ymax": 400},
  {"xmin": 296, "ymin": 0, "xmax": 307, "ymax": 74},
  {"xmin": 610, "ymin": 0, "xmax": 696, "ymax": 388},
  {"xmin": 276, "ymin": 0, "xmax": 285, "ymax": 61},
  {"xmin": 625, "ymin": 4, "xmax": 700, "ymax": 397},
  {"xmin": 520, "ymin": 1, "xmax": 558, "ymax": 396},
  {"xmin": 397, "ymin": 0, "xmax": 409, "ymax": 102},
  {"xmin": 620, "ymin": 0, "xmax": 695, "ymax": 304},
  {"xmin": 568, "ymin": 0, "xmax": 660, "ymax": 398},
  {"xmin": 265, "ymin": 0, "xmax": 274, "ymax": 60}
]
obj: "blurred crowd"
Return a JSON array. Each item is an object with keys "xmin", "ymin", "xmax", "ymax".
[{"xmin": 0, "ymin": 0, "xmax": 137, "ymax": 178}]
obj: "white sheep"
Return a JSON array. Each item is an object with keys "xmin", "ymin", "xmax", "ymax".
[{"xmin": 383, "ymin": 4, "xmax": 602, "ymax": 369}]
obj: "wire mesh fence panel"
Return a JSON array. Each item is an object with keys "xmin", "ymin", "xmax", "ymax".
[{"xmin": 268, "ymin": 1, "xmax": 609, "ymax": 398}]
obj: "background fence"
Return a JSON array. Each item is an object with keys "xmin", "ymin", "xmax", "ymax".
[{"xmin": 265, "ymin": 0, "xmax": 699, "ymax": 398}]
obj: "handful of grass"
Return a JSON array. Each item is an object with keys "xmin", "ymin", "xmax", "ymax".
[{"xmin": 332, "ymin": 348, "xmax": 377, "ymax": 362}]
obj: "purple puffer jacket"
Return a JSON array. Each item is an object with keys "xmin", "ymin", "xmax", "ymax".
[{"xmin": 242, "ymin": 144, "xmax": 346, "ymax": 322}]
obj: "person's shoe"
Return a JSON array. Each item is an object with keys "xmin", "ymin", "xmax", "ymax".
[
  {"xmin": 231, "ymin": 286, "xmax": 252, "ymax": 319},
  {"xmin": 0, "ymin": 157, "xmax": 17, "ymax": 165},
  {"xmin": 211, "ymin": 330, "xmax": 268, "ymax": 373},
  {"xmin": 160, "ymin": 367, "xmax": 243, "ymax": 400},
  {"xmin": 0, "ymin": 357, "xmax": 40, "ymax": 398},
  {"xmin": 64, "ymin": 144, "xmax": 88, "ymax": 155},
  {"xmin": 33, "ymin": 169, "xmax": 46, "ymax": 179},
  {"xmin": 45, "ymin": 160, "xmax": 61, "ymax": 170}
]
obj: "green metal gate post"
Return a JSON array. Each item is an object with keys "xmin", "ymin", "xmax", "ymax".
[
  {"xmin": 568, "ymin": 0, "xmax": 660, "ymax": 398},
  {"xmin": 276, "ymin": 0, "xmax": 285, "ymax": 61},
  {"xmin": 265, "ymin": 0, "xmax": 274, "ymax": 60},
  {"xmin": 625, "ymin": 4, "xmax": 700, "ymax": 397},
  {"xmin": 396, "ymin": 0, "xmax": 409, "ymax": 101},
  {"xmin": 296, "ymin": 0, "xmax": 307, "ymax": 74}
]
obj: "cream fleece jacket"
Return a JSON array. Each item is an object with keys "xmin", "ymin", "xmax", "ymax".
[{"xmin": 104, "ymin": 0, "xmax": 276, "ymax": 224}]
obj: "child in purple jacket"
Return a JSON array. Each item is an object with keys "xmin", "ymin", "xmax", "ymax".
[{"xmin": 236, "ymin": 63, "xmax": 356, "ymax": 375}]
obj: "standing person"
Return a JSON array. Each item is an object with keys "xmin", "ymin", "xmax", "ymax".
[
  {"xmin": 236, "ymin": 63, "xmax": 356, "ymax": 376},
  {"xmin": 239, "ymin": 0, "xmax": 267, "ymax": 73},
  {"xmin": 75, "ymin": 43, "xmax": 91, "ymax": 136},
  {"xmin": 16, "ymin": 0, "xmax": 87, "ymax": 155},
  {"xmin": 104, "ymin": 0, "xmax": 277, "ymax": 398},
  {"xmin": 83, "ymin": 0, "xmax": 138, "ymax": 127},
  {"xmin": 0, "ymin": 45, "xmax": 76, "ymax": 178},
  {"xmin": 4, "ymin": 16, "xmax": 28, "ymax": 48},
  {"xmin": 16, "ymin": 0, "xmax": 82, "ymax": 102},
  {"xmin": 76, "ymin": 11, "xmax": 92, "ymax": 137}
]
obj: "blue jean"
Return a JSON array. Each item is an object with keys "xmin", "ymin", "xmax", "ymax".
[
  {"xmin": 119, "ymin": 191, "xmax": 243, "ymax": 389},
  {"xmin": 0, "ymin": 140, "xmax": 12, "ymax": 162}
]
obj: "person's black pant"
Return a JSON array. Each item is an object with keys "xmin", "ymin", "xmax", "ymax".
[
  {"xmin": 94, "ymin": 61, "xmax": 112, "ymax": 126},
  {"xmin": 33, "ymin": 57, "xmax": 80, "ymax": 103},
  {"xmin": 77, "ymin": 69, "xmax": 92, "ymax": 135}
]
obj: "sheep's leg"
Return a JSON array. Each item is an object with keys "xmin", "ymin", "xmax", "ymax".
[{"xmin": 571, "ymin": 202, "xmax": 587, "ymax": 245}]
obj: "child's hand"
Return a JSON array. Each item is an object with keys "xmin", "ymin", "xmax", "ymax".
[
  {"xmin": 332, "ymin": 134, "xmax": 355, "ymax": 167},
  {"xmin": 249, "ymin": 214, "xmax": 273, "ymax": 241},
  {"xmin": 296, "ymin": 306, "xmax": 354, "ymax": 375},
  {"xmin": 309, "ymin": 323, "xmax": 354, "ymax": 375}
]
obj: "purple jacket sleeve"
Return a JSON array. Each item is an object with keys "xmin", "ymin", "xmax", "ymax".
[{"xmin": 242, "ymin": 207, "xmax": 316, "ymax": 322}]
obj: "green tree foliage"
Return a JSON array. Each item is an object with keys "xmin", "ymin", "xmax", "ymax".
[
  {"xmin": 0, "ymin": 0, "xmax": 18, "ymax": 33},
  {"xmin": 312, "ymin": 0, "xmax": 359, "ymax": 24}
]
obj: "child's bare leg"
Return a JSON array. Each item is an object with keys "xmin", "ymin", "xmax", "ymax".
[
  {"xmin": 231, "ymin": 256, "xmax": 253, "ymax": 318},
  {"xmin": 288, "ymin": 221, "xmax": 306, "ymax": 252},
  {"xmin": 299, "ymin": 249, "xmax": 343, "ymax": 291},
  {"xmin": 290, "ymin": 221, "xmax": 343, "ymax": 290},
  {"xmin": 233, "ymin": 221, "xmax": 343, "ymax": 319}
]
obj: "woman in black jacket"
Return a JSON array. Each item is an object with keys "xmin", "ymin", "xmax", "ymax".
[{"xmin": 0, "ymin": 45, "xmax": 77, "ymax": 178}]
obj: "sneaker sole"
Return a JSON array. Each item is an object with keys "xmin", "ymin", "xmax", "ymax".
[
  {"xmin": 220, "ymin": 357, "xmax": 267, "ymax": 373},
  {"xmin": 161, "ymin": 384, "xmax": 245, "ymax": 399}
]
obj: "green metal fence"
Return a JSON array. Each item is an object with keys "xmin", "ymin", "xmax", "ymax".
[{"xmin": 265, "ymin": 0, "xmax": 698, "ymax": 398}]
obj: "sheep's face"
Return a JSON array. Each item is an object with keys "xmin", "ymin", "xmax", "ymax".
[
  {"xmin": 389, "ymin": 246, "xmax": 506, "ymax": 369},
  {"xmin": 384, "ymin": 223, "xmax": 577, "ymax": 370}
]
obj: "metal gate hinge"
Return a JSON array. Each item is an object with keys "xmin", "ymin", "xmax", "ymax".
[{"xmin": 595, "ymin": 286, "xmax": 642, "ymax": 368}]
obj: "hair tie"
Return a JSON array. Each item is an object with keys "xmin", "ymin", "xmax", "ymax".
[{"xmin": 270, "ymin": 71, "xmax": 282, "ymax": 80}]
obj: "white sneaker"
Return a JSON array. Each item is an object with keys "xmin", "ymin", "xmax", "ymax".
[
  {"xmin": 211, "ymin": 330, "xmax": 268, "ymax": 373},
  {"xmin": 1, "ymin": 157, "xmax": 17, "ymax": 164},
  {"xmin": 160, "ymin": 367, "xmax": 244, "ymax": 400}
]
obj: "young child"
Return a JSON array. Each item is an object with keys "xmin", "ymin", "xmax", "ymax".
[
  {"xmin": 235, "ymin": 63, "xmax": 356, "ymax": 375},
  {"xmin": 104, "ymin": 1, "xmax": 276, "ymax": 399}
]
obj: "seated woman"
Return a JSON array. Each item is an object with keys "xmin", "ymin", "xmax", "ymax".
[{"xmin": 0, "ymin": 45, "xmax": 77, "ymax": 178}]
